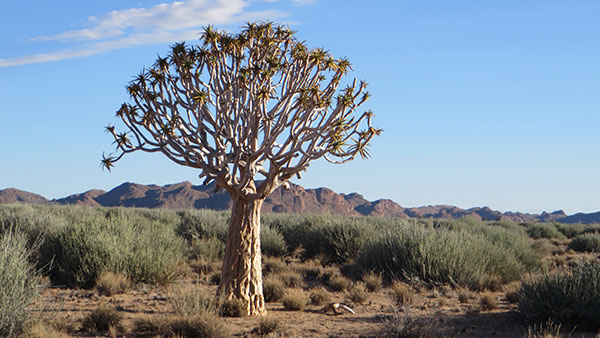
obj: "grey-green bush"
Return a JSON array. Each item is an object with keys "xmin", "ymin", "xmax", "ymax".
[
  {"xmin": 358, "ymin": 222, "xmax": 538, "ymax": 289},
  {"xmin": 0, "ymin": 230, "xmax": 43, "ymax": 337},
  {"xmin": 518, "ymin": 262, "xmax": 600, "ymax": 330},
  {"xmin": 526, "ymin": 224, "xmax": 565, "ymax": 240},
  {"xmin": 40, "ymin": 211, "xmax": 185, "ymax": 287},
  {"xmin": 260, "ymin": 225, "xmax": 287, "ymax": 257},
  {"xmin": 568, "ymin": 233, "xmax": 600, "ymax": 253}
]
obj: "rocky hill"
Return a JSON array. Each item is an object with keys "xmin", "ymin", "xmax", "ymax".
[{"xmin": 0, "ymin": 182, "xmax": 597, "ymax": 223}]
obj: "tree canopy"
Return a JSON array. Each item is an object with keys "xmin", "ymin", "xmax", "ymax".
[{"xmin": 102, "ymin": 22, "xmax": 381, "ymax": 200}]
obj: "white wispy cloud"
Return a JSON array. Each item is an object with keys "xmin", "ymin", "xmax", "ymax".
[{"xmin": 0, "ymin": 0, "xmax": 287, "ymax": 67}]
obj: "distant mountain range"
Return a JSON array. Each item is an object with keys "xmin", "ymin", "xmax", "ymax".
[{"xmin": 0, "ymin": 182, "xmax": 598, "ymax": 224}]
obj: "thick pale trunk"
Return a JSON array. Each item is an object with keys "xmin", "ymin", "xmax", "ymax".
[{"xmin": 217, "ymin": 196, "xmax": 266, "ymax": 316}]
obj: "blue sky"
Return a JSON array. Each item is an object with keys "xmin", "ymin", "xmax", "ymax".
[{"xmin": 1, "ymin": 0, "xmax": 599, "ymax": 214}]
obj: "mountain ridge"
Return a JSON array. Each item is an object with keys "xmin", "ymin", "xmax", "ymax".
[{"xmin": 0, "ymin": 182, "xmax": 597, "ymax": 224}]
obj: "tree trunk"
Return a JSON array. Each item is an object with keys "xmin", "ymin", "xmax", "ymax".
[{"xmin": 217, "ymin": 196, "xmax": 266, "ymax": 316}]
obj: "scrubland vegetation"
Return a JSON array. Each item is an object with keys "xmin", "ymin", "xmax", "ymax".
[{"xmin": 1, "ymin": 203, "xmax": 599, "ymax": 337}]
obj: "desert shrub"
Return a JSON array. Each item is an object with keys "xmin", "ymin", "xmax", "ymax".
[
  {"xmin": 568, "ymin": 233, "xmax": 600, "ymax": 252},
  {"xmin": 0, "ymin": 230, "xmax": 44, "ymax": 337},
  {"xmin": 358, "ymin": 222, "xmax": 538, "ymax": 289},
  {"xmin": 318, "ymin": 223, "xmax": 366, "ymax": 264},
  {"xmin": 253, "ymin": 316, "xmax": 280, "ymax": 336},
  {"xmin": 175, "ymin": 209, "xmax": 228, "ymax": 241},
  {"xmin": 189, "ymin": 237, "xmax": 224, "ymax": 261},
  {"xmin": 309, "ymin": 288, "xmax": 330, "ymax": 306},
  {"xmin": 531, "ymin": 239, "xmax": 553, "ymax": 257},
  {"xmin": 82, "ymin": 305, "xmax": 122, "ymax": 333},
  {"xmin": 326, "ymin": 275, "xmax": 351, "ymax": 292},
  {"xmin": 134, "ymin": 314, "xmax": 228, "ymax": 338},
  {"xmin": 260, "ymin": 224, "xmax": 288, "ymax": 257},
  {"xmin": 363, "ymin": 272, "xmax": 383, "ymax": 292},
  {"xmin": 96, "ymin": 271, "xmax": 130, "ymax": 296},
  {"xmin": 282, "ymin": 289, "xmax": 307, "ymax": 311},
  {"xmin": 518, "ymin": 262, "xmax": 600, "ymax": 330},
  {"xmin": 0, "ymin": 204, "xmax": 68, "ymax": 246},
  {"xmin": 389, "ymin": 281, "xmax": 414, "ymax": 307},
  {"xmin": 170, "ymin": 284, "xmax": 216, "ymax": 316},
  {"xmin": 263, "ymin": 278, "xmax": 285, "ymax": 303},
  {"xmin": 218, "ymin": 298, "xmax": 244, "ymax": 317},
  {"xmin": 526, "ymin": 224, "xmax": 565, "ymax": 240},
  {"xmin": 40, "ymin": 212, "xmax": 186, "ymax": 287},
  {"xmin": 479, "ymin": 294, "xmax": 499, "ymax": 311},
  {"xmin": 347, "ymin": 282, "xmax": 369, "ymax": 305},
  {"xmin": 580, "ymin": 224, "xmax": 600, "ymax": 235},
  {"xmin": 554, "ymin": 223, "xmax": 584, "ymax": 238}
]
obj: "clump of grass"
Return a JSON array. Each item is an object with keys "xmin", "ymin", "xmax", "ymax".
[
  {"xmin": 479, "ymin": 294, "xmax": 499, "ymax": 311},
  {"xmin": 0, "ymin": 230, "xmax": 44, "ymax": 337},
  {"xmin": 169, "ymin": 284, "xmax": 216, "ymax": 316},
  {"xmin": 568, "ymin": 233, "xmax": 600, "ymax": 252},
  {"xmin": 252, "ymin": 316, "xmax": 280, "ymax": 336},
  {"xmin": 531, "ymin": 239, "xmax": 554, "ymax": 257},
  {"xmin": 278, "ymin": 270, "xmax": 304, "ymax": 288},
  {"xmin": 22, "ymin": 322, "xmax": 70, "ymax": 338},
  {"xmin": 96, "ymin": 271, "xmax": 131, "ymax": 296},
  {"xmin": 309, "ymin": 288, "xmax": 330, "ymax": 306},
  {"xmin": 262, "ymin": 256, "xmax": 287, "ymax": 276},
  {"xmin": 457, "ymin": 288, "xmax": 472, "ymax": 303},
  {"xmin": 347, "ymin": 282, "xmax": 369, "ymax": 305},
  {"xmin": 263, "ymin": 278, "xmax": 285, "ymax": 303},
  {"xmin": 209, "ymin": 272, "xmax": 221, "ymax": 285},
  {"xmin": 518, "ymin": 262, "xmax": 600, "ymax": 330},
  {"xmin": 82, "ymin": 305, "xmax": 123, "ymax": 334},
  {"xmin": 377, "ymin": 312, "xmax": 439, "ymax": 338},
  {"xmin": 522, "ymin": 319, "xmax": 564, "ymax": 338},
  {"xmin": 362, "ymin": 272, "xmax": 383, "ymax": 292},
  {"xmin": 218, "ymin": 298, "xmax": 244, "ymax": 317},
  {"xmin": 526, "ymin": 224, "xmax": 565, "ymax": 240},
  {"xmin": 389, "ymin": 281, "xmax": 414, "ymax": 307},
  {"xmin": 326, "ymin": 275, "xmax": 351, "ymax": 292},
  {"xmin": 282, "ymin": 289, "xmax": 307, "ymax": 311},
  {"xmin": 134, "ymin": 314, "xmax": 228, "ymax": 338}
]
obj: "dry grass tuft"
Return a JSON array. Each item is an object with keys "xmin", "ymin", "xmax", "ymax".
[
  {"xmin": 378, "ymin": 312, "xmax": 440, "ymax": 338},
  {"xmin": 309, "ymin": 287, "xmax": 330, "ymax": 306},
  {"xmin": 282, "ymin": 289, "xmax": 307, "ymax": 311},
  {"xmin": 457, "ymin": 288, "xmax": 472, "ymax": 303},
  {"xmin": 169, "ymin": 284, "xmax": 216, "ymax": 316},
  {"xmin": 523, "ymin": 319, "xmax": 564, "ymax": 338},
  {"xmin": 82, "ymin": 305, "xmax": 123, "ymax": 334},
  {"xmin": 362, "ymin": 272, "xmax": 383, "ymax": 292},
  {"xmin": 278, "ymin": 270, "xmax": 304, "ymax": 288},
  {"xmin": 326, "ymin": 275, "xmax": 351, "ymax": 292},
  {"xmin": 252, "ymin": 316, "xmax": 280, "ymax": 336},
  {"xmin": 134, "ymin": 314, "xmax": 228, "ymax": 338},
  {"xmin": 479, "ymin": 293, "xmax": 499, "ymax": 311},
  {"xmin": 389, "ymin": 281, "xmax": 414, "ymax": 307},
  {"xmin": 96, "ymin": 271, "xmax": 131, "ymax": 296},
  {"xmin": 23, "ymin": 322, "xmax": 70, "ymax": 338},
  {"xmin": 347, "ymin": 282, "xmax": 369, "ymax": 305},
  {"xmin": 218, "ymin": 298, "xmax": 245, "ymax": 317},
  {"xmin": 263, "ymin": 277, "xmax": 286, "ymax": 303}
]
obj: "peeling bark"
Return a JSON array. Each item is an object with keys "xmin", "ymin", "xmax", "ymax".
[{"xmin": 217, "ymin": 196, "xmax": 266, "ymax": 316}]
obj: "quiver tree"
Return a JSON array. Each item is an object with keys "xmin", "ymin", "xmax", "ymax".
[{"xmin": 102, "ymin": 22, "xmax": 381, "ymax": 316}]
